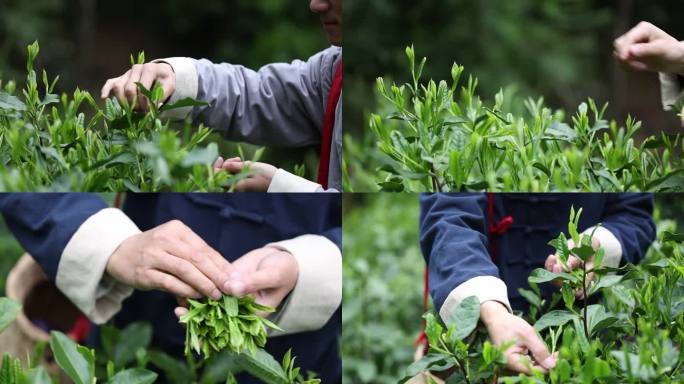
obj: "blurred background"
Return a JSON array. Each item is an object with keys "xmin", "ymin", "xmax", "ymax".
[
  {"xmin": 344, "ymin": 0, "xmax": 684, "ymax": 190},
  {"xmin": 0, "ymin": 0, "xmax": 331, "ymax": 178},
  {"xmin": 342, "ymin": 193, "xmax": 684, "ymax": 383}
]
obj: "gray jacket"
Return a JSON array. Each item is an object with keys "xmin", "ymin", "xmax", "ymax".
[{"xmin": 163, "ymin": 46, "xmax": 343, "ymax": 191}]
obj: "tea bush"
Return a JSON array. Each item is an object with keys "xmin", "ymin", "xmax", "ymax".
[
  {"xmin": 403, "ymin": 208, "xmax": 684, "ymax": 384},
  {"xmin": 342, "ymin": 195, "xmax": 684, "ymax": 383},
  {"xmin": 354, "ymin": 46, "xmax": 684, "ymax": 192},
  {"xmin": 0, "ymin": 294, "xmax": 320, "ymax": 384},
  {"xmin": 0, "ymin": 42, "xmax": 258, "ymax": 192}
]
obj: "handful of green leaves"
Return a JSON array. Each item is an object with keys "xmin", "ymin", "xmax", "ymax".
[{"xmin": 179, "ymin": 295, "xmax": 283, "ymax": 358}]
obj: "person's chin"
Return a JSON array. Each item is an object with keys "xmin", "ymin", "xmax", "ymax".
[{"xmin": 326, "ymin": 30, "xmax": 342, "ymax": 46}]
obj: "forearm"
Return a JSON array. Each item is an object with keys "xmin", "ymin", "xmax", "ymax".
[{"xmin": 159, "ymin": 47, "xmax": 342, "ymax": 146}]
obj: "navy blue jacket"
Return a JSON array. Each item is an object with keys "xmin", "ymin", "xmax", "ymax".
[
  {"xmin": 420, "ymin": 193, "xmax": 655, "ymax": 312},
  {"xmin": 0, "ymin": 193, "xmax": 342, "ymax": 383}
]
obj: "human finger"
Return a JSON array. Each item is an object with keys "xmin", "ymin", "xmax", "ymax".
[
  {"xmin": 143, "ymin": 268, "xmax": 202, "ymax": 299},
  {"xmin": 153, "ymin": 250, "xmax": 222, "ymax": 300}
]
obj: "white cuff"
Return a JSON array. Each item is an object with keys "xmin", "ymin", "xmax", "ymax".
[
  {"xmin": 154, "ymin": 57, "xmax": 198, "ymax": 120},
  {"xmin": 265, "ymin": 234, "xmax": 341, "ymax": 336},
  {"xmin": 267, "ymin": 169, "xmax": 323, "ymax": 193},
  {"xmin": 659, "ymin": 72, "xmax": 684, "ymax": 111},
  {"xmin": 582, "ymin": 226, "xmax": 622, "ymax": 268},
  {"xmin": 439, "ymin": 275, "xmax": 511, "ymax": 326},
  {"xmin": 55, "ymin": 208, "xmax": 141, "ymax": 324}
]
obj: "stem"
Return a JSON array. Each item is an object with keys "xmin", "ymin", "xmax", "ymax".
[
  {"xmin": 633, "ymin": 313, "xmax": 639, "ymax": 338},
  {"xmin": 438, "ymin": 338, "xmax": 470, "ymax": 384},
  {"xmin": 582, "ymin": 262, "xmax": 589, "ymax": 339},
  {"xmin": 186, "ymin": 352, "xmax": 197, "ymax": 379},
  {"xmin": 454, "ymin": 354, "xmax": 471, "ymax": 384},
  {"xmin": 429, "ymin": 165, "xmax": 443, "ymax": 192}
]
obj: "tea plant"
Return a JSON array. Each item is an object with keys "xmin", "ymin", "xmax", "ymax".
[
  {"xmin": 0, "ymin": 295, "xmax": 321, "ymax": 384},
  {"xmin": 368, "ymin": 46, "xmax": 684, "ymax": 192},
  {"xmin": 402, "ymin": 208, "xmax": 684, "ymax": 383},
  {"xmin": 0, "ymin": 42, "xmax": 258, "ymax": 191}
]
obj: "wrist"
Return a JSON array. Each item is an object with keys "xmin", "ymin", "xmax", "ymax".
[
  {"xmin": 676, "ymin": 41, "xmax": 684, "ymax": 75},
  {"xmin": 480, "ymin": 300, "xmax": 508, "ymax": 325}
]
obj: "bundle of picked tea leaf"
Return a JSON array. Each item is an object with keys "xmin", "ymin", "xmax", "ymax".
[{"xmin": 179, "ymin": 295, "xmax": 282, "ymax": 358}]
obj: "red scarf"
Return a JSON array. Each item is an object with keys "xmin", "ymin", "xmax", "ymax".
[{"xmin": 316, "ymin": 60, "xmax": 343, "ymax": 189}]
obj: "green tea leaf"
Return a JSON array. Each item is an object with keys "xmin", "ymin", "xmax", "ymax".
[
  {"xmin": 0, "ymin": 298, "xmax": 21, "ymax": 333},
  {"xmin": 181, "ymin": 143, "xmax": 218, "ymax": 167},
  {"xmin": 663, "ymin": 231, "xmax": 684, "ymax": 243},
  {"xmin": 0, "ymin": 91, "xmax": 27, "ymax": 111},
  {"xmin": 528, "ymin": 268, "xmax": 579, "ymax": 284},
  {"xmin": 112, "ymin": 322, "xmax": 152, "ymax": 367},
  {"xmin": 586, "ymin": 305, "xmax": 618, "ymax": 336},
  {"xmin": 160, "ymin": 97, "xmax": 210, "ymax": 112},
  {"xmin": 534, "ymin": 310, "xmax": 577, "ymax": 332},
  {"xmin": 423, "ymin": 313, "xmax": 442, "ymax": 347},
  {"xmin": 108, "ymin": 368, "xmax": 157, "ymax": 384},
  {"xmin": 400, "ymin": 353, "xmax": 448, "ymax": 382},
  {"xmin": 50, "ymin": 331, "xmax": 94, "ymax": 384},
  {"xmin": 445, "ymin": 295, "xmax": 480, "ymax": 340},
  {"xmin": 237, "ymin": 348, "xmax": 289, "ymax": 384}
]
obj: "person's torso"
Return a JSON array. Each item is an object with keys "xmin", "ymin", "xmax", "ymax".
[
  {"xmin": 489, "ymin": 194, "xmax": 609, "ymax": 311},
  {"xmin": 112, "ymin": 193, "xmax": 342, "ymax": 383}
]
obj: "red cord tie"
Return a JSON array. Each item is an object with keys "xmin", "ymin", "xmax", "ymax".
[
  {"xmin": 490, "ymin": 216, "xmax": 513, "ymax": 235},
  {"xmin": 67, "ymin": 314, "xmax": 91, "ymax": 343}
]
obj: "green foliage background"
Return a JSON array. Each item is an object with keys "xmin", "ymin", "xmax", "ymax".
[
  {"xmin": 342, "ymin": 193, "xmax": 684, "ymax": 383},
  {"xmin": 342, "ymin": 193, "xmax": 423, "ymax": 383},
  {"xmin": 0, "ymin": 0, "xmax": 330, "ymax": 179}
]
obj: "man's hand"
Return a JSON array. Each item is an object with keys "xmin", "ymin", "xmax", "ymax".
[
  {"xmin": 101, "ymin": 62, "xmax": 176, "ymax": 111},
  {"xmin": 480, "ymin": 301, "xmax": 557, "ymax": 375},
  {"xmin": 214, "ymin": 156, "xmax": 277, "ymax": 192},
  {"xmin": 224, "ymin": 247, "xmax": 299, "ymax": 312},
  {"xmin": 614, "ymin": 21, "xmax": 684, "ymax": 75},
  {"xmin": 106, "ymin": 220, "xmax": 232, "ymax": 300},
  {"xmin": 174, "ymin": 246, "xmax": 299, "ymax": 319},
  {"xmin": 544, "ymin": 237, "xmax": 600, "ymax": 297}
]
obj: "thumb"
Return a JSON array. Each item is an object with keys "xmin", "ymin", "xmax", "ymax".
[
  {"xmin": 223, "ymin": 160, "xmax": 249, "ymax": 175},
  {"xmin": 174, "ymin": 306, "xmax": 188, "ymax": 319},
  {"xmin": 234, "ymin": 267, "xmax": 282, "ymax": 296},
  {"xmin": 524, "ymin": 331, "xmax": 554, "ymax": 370},
  {"xmin": 213, "ymin": 156, "xmax": 225, "ymax": 171}
]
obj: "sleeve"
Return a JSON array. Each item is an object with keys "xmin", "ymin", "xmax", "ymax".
[
  {"xmin": 420, "ymin": 193, "xmax": 511, "ymax": 326},
  {"xmin": 267, "ymin": 169, "xmax": 324, "ymax": 193},
  {"xmin": 159, "ymin": 46, "xmax": 342, "ymax": 147},
  {"xmin": 592, "ymin": 193, "xmax": 655, "ymax": 267},
  {"xmin": 264, "ymin": 226, "xmax": 341, "ymax": 336},
  {"xmin": 659, "ymin": 73, "xmax": 684, "ymax": 110},
  {"xmin": 0, "ymin": 194, "xmax": 141, "ymax": 324}
]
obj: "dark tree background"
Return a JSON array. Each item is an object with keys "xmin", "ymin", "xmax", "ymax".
[
  {"xmin": 0, "ymin": 0, "xmax": 330, "ymax": 174},
  {"xmin": 344, "ymin": 0, "xmax": 684, "ymax": 138}
]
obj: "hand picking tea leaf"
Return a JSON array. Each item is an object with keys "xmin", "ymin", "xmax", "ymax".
[{"xmin": 179, "ymin": 295, "xmax": 283, "ymax": 358}]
